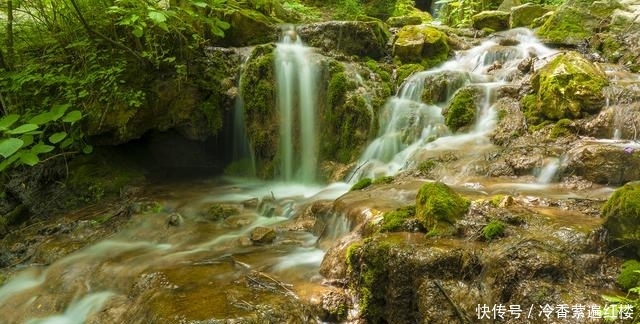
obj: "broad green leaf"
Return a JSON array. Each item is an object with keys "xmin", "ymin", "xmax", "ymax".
[
  {"xmin": 20, "ymin": 151, "xmax": 39, "ymax": 166},
  {"xmin": 132, "ymin": 26, "xmax": 144, "ymax": 38},
  {"xmin": 62, "ymin": 110, "xmax": 83, "ymax": 123},
  {"xmin": 0, "ymin": 138, "xmax": 24, "ymax": 158},
  {"xmin": 211, "ymin": 26, "xmax": 225, "ymax": 37},
  {"xmin": 0, "ymin": 154, "xmax": 20, "ymax": 172},
  {"xmin": 7, "ymin": 124, "xmax": 39, "ymax": 135},
  {"xmin": 20, "ymin": 135, "xmax": 34, "ymax": 148},
  {"xmin": 157, "ymin": 22, "xmax": 169, "ymax": 32},
  {"xmin": 31, "ymin": 143, "xmax": 55, "ymax": 154},
  {"xmin": 51, "ymin": 104, "xmax": 70, "ymax": 121},
  {"xmin": 28, "ymin": 112, "xmax": 54, "ymax": 125},
  {"xmin": 49, "ymin": 132, "xmax": 68, "ymax": 144},
  {"xmin": 83, "ymin": 145, "xmax": 94, "ymax": 154},
  {"xmin": 24, "ymin": 130, "xmax": 44, "ymax": 135},
  {"xmin": 148, "ymin": 11, "xmax": 167, "ymax": 24},
  {"xmin": 60, "ymin": 138, "xmax": 74, "ymax": 149},
  {"xmin": 0, "ymin": 114, "xmax": 20, "ymax": 130},
  {"xmin": 191, "ymin": 1, "xmax": 208, "ymax": 8}
]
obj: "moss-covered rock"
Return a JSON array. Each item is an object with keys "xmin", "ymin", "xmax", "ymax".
[
  {"xmin": 240, "ymin": 45, "xmax": 278, "ymax": 179},
  {"xmin": 510, "ymin": 3, "xmax": 550, "ymax": 28},
  {"xmin": 421, "ymin": 70, "xmax": 470, "ymax": 104},
  {"xmin": 482, "ymin": 219, "xmax": 506, "ymax": 240},
  {"xmin": 617, "ymin": 259, "xmax": 640, "ymax": 290},
  {"xmin": 471, "ymin": 11, "xmax": 510, "ymax": 32},
  {"xmin": 549, "ymin": 118, "xmax": 574, "ymax": 139},
  {"xmin": 536, "ymin": 0, "xmax": 621, "ymax": 46},
  {"xmin": 602, "ymin": 182, "xmax": 640, "ymax": 258},
  {"xmin": 415, "ymin": 182, "xmax": 469, "ymax": 233},
  {"xmin": 393, "ymin": 24, "xmax": 450, "ymax": 68},
  {"xmin": 386, "ymin": 15, "xmax": 422, "ymax": 27},
  {"xmin": 216, "ymin": 9, "xmax": 279, "ymax": 47},
  {"xmin": 396, "ymin": 63, "xmax": 424, "ymax": 86},
  {"xmin": 362, "ymin": 0, "xmax": 398, "ymax": 20},
  {"xmin": 443, "ymin": 86, "xmax": 481, "ymax": 132},
  {"xmin": 526, "ymin": 51, "xmax": 608, "ymax": 123},
  {"xmin": 351, "ymin": 178, "xmax": 372, "ymax": 191},
  {"xmin": 380, "ymin": 205, "xmax": 418, "ymax": 232},
  {"xmin": 297, "ymin": 21, "xmax": 390, "ymax": 59}
]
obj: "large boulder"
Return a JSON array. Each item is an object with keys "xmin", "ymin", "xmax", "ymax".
[
  {"xmin": 523, "ymin": 51, "xmax": 608, "ymax": 123},
  {"xmin": 297, "ymin": 21, "xmax": 390, "ymax": 59},
  {"xmin": 565, "ymin": 142, "xmax": 640, "ymax": 185},
  {"xmin": 361, "ymin": 0, "xmax": 398, "ymax": 20},
  {"xmin": 216, "ymin": 9, "xmax": 279, "ymax": 47},
  {"xmin": 536, "ymin": 0, "xmax": 622, "ymax": 46},
  {"xmin": 443, "ymin": 85, "xmax": 482, "ymax": 132},
  {"xmin": 602, "ymin": 182, "xmax": 640, "ymax": 258},
  {"xmin": 392, "ymin": 24, "xmax": 450, "ymax": 68},
  {"xmin": 489, "ymin": 97, "xmax": 526, "ymax": 146},
  {"xmin": 471, "ymin": 10, "xmax": 510, "ymax": 31},
  {"xmin": 510, "ymin": 3, "xmax": 551, "ymax": 28},
  {"xmin": 415, "ymin": 182, "xmax": 469, "ymax": 233}
]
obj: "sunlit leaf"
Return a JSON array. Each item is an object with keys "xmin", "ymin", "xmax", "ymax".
[
  {"xmin": 62, "ymin": 110, "xmax": 83, "ymax": 123},
  {"xmin": 51, "ymin": 104, "xmax": 70, "ymax": 121},
  {"xmin": 83, "ymin": 145, "xmax": 94, "ymax": 154},
  {"xmin": 215, "ymin": 20, "xmax": 230, "ymax": 29},
  {"xmin": 20, "ymin": 135, "xmax": 34, "ymax": 148},
  {"xmin": 28, "ymin": 112, "xmax": 54, "ymax": 125},
  {"xmin": 0, "ymin": 138, "xmax": 24, "ymax": 158},
  {"xmin": 191, "ymin": 1, "xmax": 208, "ymax": 8},
  {"xmin": 49, "ymin": 132, "xmax": 68, "ymax": 144},
  {"xmin": 0, "ymin": 114, "xmax": 20, "ymax": 130},
  {"xmin": 7, "ymin": 124, "xmax": 39, "ymax": 134},
  {"xmin": 60, "ymin": 137, "xmax": 74, "ymax": 149},
  {"xmin": 132, "ymin": 26, "xmax": 144, "ymax": 38},
  {"xmin": 148, "ymin": 11, "xmax": 167, "ymax": 24},
  {"xmin": 20, "ymin": 151, "xmax": 39, "ymax": 166},
  {"xmin": 31, "ymin": 143, "xmax": 55, "ymax": 154},
  {"xmin": 0, "ymin": 154, "xmax": 20, "ymax": 171}
]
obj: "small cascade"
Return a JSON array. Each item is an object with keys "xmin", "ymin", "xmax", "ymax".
[
  {"xmin": 536, "ymin": 157, "xmax": 561, "ymax": 184},
  {"xmin": 602, "ymin": 66, "xmax": 640, "ymax": 140},
  {"xmin": 275, "ymin": 26, "xmax": 319, "ymax": 183},
  {"xmin": 27, "ymin": 292, "xmax": 114, "ymax": 324},
  {"xmin": 232, "ymin": 54, "xmax": 256, "ymax": 176},
  {"xmin": 350, "ymin": 28, "xmax": 557, "ymax": 182}
]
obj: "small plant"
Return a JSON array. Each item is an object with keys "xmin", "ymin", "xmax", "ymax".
[
  {"xmin": 418, "ymin": 159, "xmax": 437, "ymax": 173},
  {"xmin": 482, "ymin": 219, "xmax": 505, "ymax": 240},
  {"xmin": 618, "ymin": 260, "xmax": 640, "ymax": 291},
  {"xmin": 351, "ymin": 178, "xmax": 372, "ymax": 191}
]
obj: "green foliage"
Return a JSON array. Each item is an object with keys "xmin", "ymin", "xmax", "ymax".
[
  {"xmin": 436, "ymin": 0, "xmax": 482, "ymax": 27},
  {"xmin": 418, "ymin": 159, "xmax": 437, "ymax": 174},
  {"xmin": 381, "ymin": 205, "xmax": 416, "ymax": 232},
  {"xmin": 333, "ymin": 0, "xmax": 366, "ymax": 20},
  {"xmin": 549, "ymin": 118, "xmax": 573, "ymax": 139},
  {"xmin": 482, "ymin": 219, "xmax": 505, "ymax": 240},
  {"xmin": 351, "ymin": 177, "xmax": 372, "ymax": 191},
  {"xmin": 0, "ymin": 105, "xmax": 87, "ymax": 174},
  {"xmin": 618, "ymin": 260, "xmax": 640, "ymax": 291},
  {"xmin": 416, "ymin": 181, "xmax": 469, "ymax": 230},
  {"xmin": 373, "ymin": 176, "xmax": 394, "ymax": 185}
]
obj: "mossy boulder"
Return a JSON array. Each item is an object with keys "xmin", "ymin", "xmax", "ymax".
[
  {"xmin": 602, "ymin": 182, "xmax": 640, "ymax": 258},
  {"xmin": 617, "ymin": 259, "xmax": 640, "ymax": 290},
  {"xmin": 443, "ymin": 86, "xmax": 481, "ymax": 132},
  {"xmin": 526, "ymin": 51, "xmax": 608, "ymax": 123},
  {"xmin": 240, "ymin": 45, "xmax": 278, "ymax": 179},
  {"xmin": 421, "ymin": 70, "xmax": 470, "ymax": 104},
  {"xmin": 362, "ymin": 0, "xmax": 398, "ymax": 20},
  {"xmin": 386, "ymin": 15, "xmax": 423, "ymax": 27},
  {"xmin": 216, "ymin": 9, "xmax": 279, "ymax": 46},
  {"xmin": 393, "ymin": 24, "xmax": 450, "ymax": 68},
  {"xmin": 536, "ymin": 0, "xmax": 622, "ymax": 46},
  {"xmin": 415, "ymin": 182, "xmax": 469, "ymax": 233},
  {"xmin": 510, "ymin": 3, "xmax": 551, "ymax": 28},
  {"xmin": 297, "ymin": 21, "xmax": 390, "ymax": 59},
  {"xmin": 471, "ymin": 11, "xmax": 510, "ymax": 32}
]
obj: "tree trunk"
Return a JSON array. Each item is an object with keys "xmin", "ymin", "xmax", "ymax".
[{"xmin": 6, "ymin": 0, "xmax": 14, "ymax": 60}]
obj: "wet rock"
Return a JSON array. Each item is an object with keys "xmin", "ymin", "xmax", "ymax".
[
  {"xmin": 392, "ymin": 24, "xmax": 450, "ymax": 68},
  {"xmin": 420, "ymin": 70, "xmax": 471, "ymax": 104},
  {"xmin": 602, "ymin": 182, "xmax": 640, "ymax": 258},
  {"xmin": 490, "ymin": 97, "xmax": 526, "ymax": 146},
  {"xmin": 320, "ymin": 231, "xmax": 362, "ymax": 279},
  {"xmin": 296, "ymin": 21, "xmax": 390, "ymax": 59},
  {"xmin": 250, "ymin": 226, "xmax": 277, "ymax": 245},
  {"xmin": 443, "ymin": 85, "xmax": 482, "ymax": 132},
  {"xmin": 471, "ymin": 11, "xmax": 511, "ymax": 32},
  {"xmin": 416, "ymin": 182, "xmax": 469, "ymax": 234},
  {"xmin": 166, "ymin": 212, "xmax": 183, "ymax": 227},
  {"xmin": 203, "ymin": 203, "xmax": 240, "ymax": 222},
  {"xmin": 215, "ymin": 9, "xmax": 278, "ymax": 47},
  {"xmin": 386, "ymin": 16, "xmax": 423, "ymax": 28},
  {"xmin": 317, "ymin": 289, "xmax": 351, "ymax": 322},
  {"xmin": 565, "ymin": 142, "xmax": 640, "ymax": 185},
  {"xmin": 242, "ymin": 198, "xmax": 259, "ymax": 208},
  {"xmin": 524, "ymin": 51, "xmax": 608, "ymax": 122},
  {"xmin": 510, "ymin": 3, "xmax": 551, "ymax": 28}
]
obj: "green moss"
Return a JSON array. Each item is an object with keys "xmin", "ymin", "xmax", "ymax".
[
  {"xmin": 445, "ymin": 87, "xmax": 479, "ymax": 132},
  {"xmin": 472, "ymin": 11, "xmax": 510, "ymax": 31},
  {"xmin": 617, "ymin": 260, "xmax": 640, "ymax": 291},
  {"xmin": 418, "ymin": 159, "xmax": 437, "ymax": 174},
  {"xmin": 602, "ymin": 182, "xmax": 640, "ymax": 258},
  {"xmin": 393, "ymin": 25, "xmax": 450, "ymax": 68},
  {"xmin": 365, "ymin": 59, "xmax": 391, "ymax": 82},
  {"xmin": 380, "ymin": 205, "xmax": 416, "ymax": 232},
  {"xmin": 482, "ymin": 220, "xmax": 506, "ymax": 240},
  {"xmin": 351, "ymin": 178, "xmax": 372, "ymax": 191},
  {"xmin": 490, "ymin": 195, "xmax": 506, "ymax": 207},
  {"xmin": 549, "ymin": 118, "xmax": 573, "ymax": 139},
  {"xmin": 396, "ymin": 64, "xmax": 423, "ymax": 85},
  {"xmin": 361, "ymin": 0, "xmax": 398, "ymax": 20},
  {"xmin": 536, "ymin": 8, "xmax": 589, "ymax": 44},
  {"xmin": 373, "ymin": 176, "xmax": 394, "ymax": 185},
  {"xmin": 224, "ymin": 159, "xmax": 255, "ymax": 177},
  {"xmin": 416, "ymin": 182, "xmax": 469, "ymax": 231}
]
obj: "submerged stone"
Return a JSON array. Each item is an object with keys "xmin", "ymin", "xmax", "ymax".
[{"xmin": 250, "ymin": 226, "xmax": 277, "ymax": 244}]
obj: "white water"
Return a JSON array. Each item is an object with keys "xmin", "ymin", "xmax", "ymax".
[
  {"xmin": 275, "ymin": 27, "xmax": 319, "ymax": 183},
  {"xmin": 350, "ymin": 28, "xmax": 557, "ymax": 182},
  {"xmin": 26, "ymin": 292, "xmax": 114, "ymax": 324},
  {"xmin": 537, "ymin": 157, "xmax": 561, "ymax": 184}
]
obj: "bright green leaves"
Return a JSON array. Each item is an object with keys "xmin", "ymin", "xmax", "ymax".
[
  {"xmin": 148, "ymin": 10, "xmax": 169, "ymax": 32},
  {"xmin": 0, "ymin": 104, "xmax": 87, "ymax": 173},
  {"xmin": 0, "ymin": 138, "xmax": 24, "ymax": 158}
]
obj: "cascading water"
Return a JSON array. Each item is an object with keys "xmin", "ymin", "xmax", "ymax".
[
  {"xmin": 350, "ymin": 28, "xmax": 557, "ymax": 181},
  {"xmin": 275, "ymin": 27, "xmax": 319, "ymax": 183},
  {"xmin": 232, "ymin": 55, "xmax": 257, "ymax": 176}
]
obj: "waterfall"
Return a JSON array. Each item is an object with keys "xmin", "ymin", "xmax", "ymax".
[
  {"xmin": 275, "ymin": 27, "xmax": 319, "ymax": 183},
  {"xmin": 536, "ymin": 157, "xmax": 561, "ymax": 184},
  {"xmin": 232, "ymin": 55, "xmax": 256, "ymax": 177},
  {"xmin": 350, "ymin": 28, "xmax": 556, "ymax": 182}
]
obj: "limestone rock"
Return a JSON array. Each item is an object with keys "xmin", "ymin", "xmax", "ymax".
[
  {"xmin": 443, "ymin": 85, "xmax": 482, "ymax": 132},
  {"xmin": 392, "ymin": 24, "xmax": 450, "ymax": 68},
  {"xmin": 297, "ymin": 21, "xmax": 390, "ymax": 59},
  {"xmin": 565, "ymin": 142, "xmax": 640, "ymax": 185},
  {"xmin": 386, "ymin": 16, "xmax": 422, "ymax": 28},
  {"xmin": 216, "ymin": 9, "xmax": 278, "ymax": 47},
  {"xmin": 525, "ymin": 51, "xmax": 608, "ymax": 122},
  {"xmin": 471, "ymin": 11, "xmax": 511, "ymax": 32},
  {"xmin": 490, "ymin": 97, "xmax": 526, "ymax": 146},
  {"xmin": 250, "ymin": 226, "xmax": 276, "ymax": 245},
  {"xmin": 510, "ymin": 3, "xmax": 551, "ymax": 28},
  {"xmin": 602, "ymin": 182, "xmax": 640, "ymax": 258}
]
